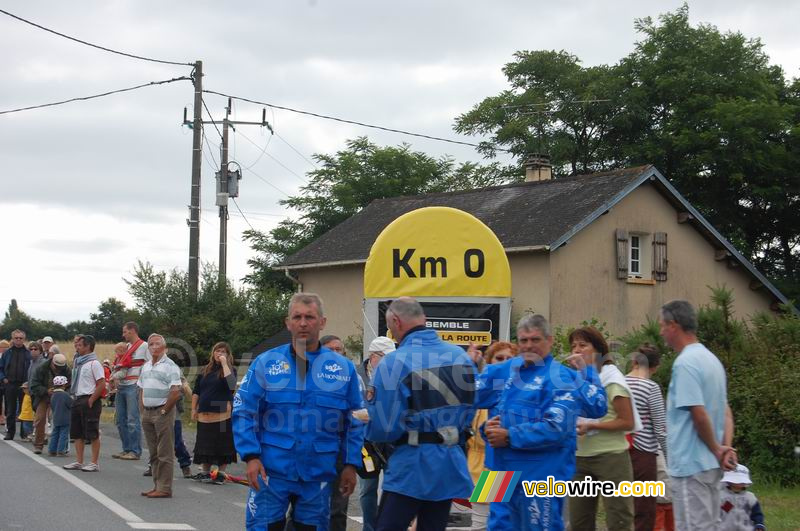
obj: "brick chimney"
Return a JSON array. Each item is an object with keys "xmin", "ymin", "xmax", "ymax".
[{"xmin": 525, "ymin": 153, "xmax": 552, "ymax": 182}]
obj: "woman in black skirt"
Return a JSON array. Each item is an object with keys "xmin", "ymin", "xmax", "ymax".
[{"xmin": 191, "ymin": 341, "xmax": 237, "ymax": 482}]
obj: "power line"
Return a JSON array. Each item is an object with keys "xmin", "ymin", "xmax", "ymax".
[
  {"xmin": 236, "ymin": 128, "xmax": 307, "ymax": 183},
  {"xmin": 0, "ymin": 76, "xmax": 191, "ymax": 116},
  {"xmin": 275, "ymin": 132, "xmax": 318, "ymax": 169},
  {"xmin": 241, "ymin": 131, "xmax": 273, "ymax": 170},
  {"xmin": 201, "ymin": 98, "xmax": 224, "ymax": 140},
  {"xmin": 231, "ymin": 197, "xmax": 255, "ymax": 231},
  {"xmin": 244, "ymin": 165, "xmax": 292, "ymax": 199},
  {"xmin": 203, "ymin": 89, "xmax": 512, "ymax": 153},
  {"xmin": 0, "ymin": 8, "xmax": 194, "ymax": 67}
]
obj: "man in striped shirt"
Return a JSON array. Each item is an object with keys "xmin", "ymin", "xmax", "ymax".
[{"xmin": 137, "ymin": 333, "xmax": 183, "ymax": 499}]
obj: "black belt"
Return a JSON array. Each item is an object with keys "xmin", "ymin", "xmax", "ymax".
[
  {"xmin": 395, "ymin": 432, "xmax": 443, "ymax": 445},
  {"xmin": 144, "ymin": 405, "xmax": 165, "ymax": 411}
]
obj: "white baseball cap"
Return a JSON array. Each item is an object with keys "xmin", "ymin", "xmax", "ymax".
[
  {"xmin": 42, "ymin": 336, "xmax": 54, "ymax": 343},
  {"xmin": 722, "ymin": 464, "xmax": 752, "ymax": 485},
  {"xmin": 52, "ymin": 375, "xmax": 68, "ymax": 386},
  {"xmin": 368, "ymin": 336, "xmax": 396, "ymax": 355}
]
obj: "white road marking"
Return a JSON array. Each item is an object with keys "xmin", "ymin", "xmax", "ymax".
[
  {"xmin": 3, "ymin": 440, "xmax": 195, "ymax": 530},
  {"xmin": 348, "ymin": 515, "xmax": 364, "ymax": 523},
  {"xmin": 187, "ymin": 486, "xmax": 211, "ymax": 494},
  {"xmin": 127, "ymin": 524, "xmax": 196, "ymax": 530}
]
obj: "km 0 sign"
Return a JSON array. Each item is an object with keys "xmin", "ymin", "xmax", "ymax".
[
  {"xmin": 364, "ymin": 207, "xmax": 511, "ymax": 298},
  {"xmin": 392, "ymin": 248, "xmax": 486, "ymax": 279}
]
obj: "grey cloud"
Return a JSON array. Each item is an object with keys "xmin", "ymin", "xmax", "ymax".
[{"xmin": 33, "ymin": 237, "xmax": 125, "ymax": 254}]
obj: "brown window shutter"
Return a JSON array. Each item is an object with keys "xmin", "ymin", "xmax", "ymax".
[
  {"xmin": 653, "ymin": 232, "xmax": 668, "ymax": 281},
  {"xmin": 616, "ymin": 229, "xmax": 629, "ymax": 279}
]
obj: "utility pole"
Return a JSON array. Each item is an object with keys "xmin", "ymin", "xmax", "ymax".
[
  {"xmin": 218, "ymin": 99, "xmax": 231, "ymax": 286},
  {"xmin": 187, "ymin": 103, "xmax": 272, "ymax": 288},
  {"xmin": 187, "ymin": 60, "xmax": 203, "ymax": 301}
]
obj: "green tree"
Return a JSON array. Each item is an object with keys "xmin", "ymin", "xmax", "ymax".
[
  {"xmin": 243, "ymin": 137, "xmax": 510, "ymax": 288},
  {"xmin": 125, "ymin": 261, "xmax": 289, "ymax": 362},
  {"xmin": 454, "ymin": 5, "xmax": 800, "ymax": 300},
  {"xmin": 87, "ymin": 297, "xmax": 133, "ymax": 342},
  {"xmin": 454, "ymin": 50, "xmax": 627, "ymax": 175}
]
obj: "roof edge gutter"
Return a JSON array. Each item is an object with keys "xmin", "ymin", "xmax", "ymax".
[
  {"xmin": 282, "ymin": 258, "xmax": 367, "ymax": 271},
  {"xmin": 504, "ymin": 245, "xmax": 550, "ymax": 253}
]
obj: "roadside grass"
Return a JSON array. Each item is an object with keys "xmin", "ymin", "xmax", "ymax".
[{"xmin": 750, "ymin": 483, "xmax": 800, "ymax": 531}]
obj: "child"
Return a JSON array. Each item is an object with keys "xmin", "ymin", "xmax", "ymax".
[
  {"xmin": 720, "ymin": 464, "xmax": 766, "ymax": 530},
  {"xmin": 18, "ymin": 382, "xmax": 35, "ymax": 441},
  {"xmin": 48, "ymin": 375, "xmax": 73, "ymax": 456}
]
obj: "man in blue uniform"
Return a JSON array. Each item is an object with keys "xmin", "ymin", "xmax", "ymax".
[
  {"xmin": 471, "ymin": 314, "xmax": 607, "ymax": 530},
  {"xmin": 367, "ymin": 297, "xmax": 476, "ymax": 531},
  {"xmin": 233, "ymin": 293, "xmax": 365, "ymax": 531}
]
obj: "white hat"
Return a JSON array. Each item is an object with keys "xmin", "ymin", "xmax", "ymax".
[
  {"xmin": 53, "ymin": 375, "xmax": 68, "ymax": 386},
  {"xmin": 722, "ymin": 464, "xmax": 752, "ymax": 485},
  {"xmin": 42, "ymin": 336, "xmax": 54, "ymax": 343},
  {"xmin": 368, "ymin": 336, "xmax": 396, "ymax": 355}
]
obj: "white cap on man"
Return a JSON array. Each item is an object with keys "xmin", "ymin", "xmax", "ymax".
[
  {"xmin": 42, "ymin": 336, "xmax": 54, "ymax": 344},
  {"xmin": 368, "ymin": 336, "xmax": 396, "ymax": 355}
]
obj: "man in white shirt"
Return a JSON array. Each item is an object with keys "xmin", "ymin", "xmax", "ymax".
[
  {"xmin": 63, "ymin": 334, "xmax": 106, "ymax": 472},
  {"xmin": 138, "ymin": 333, "xmax": 183, "ymax": 499}
]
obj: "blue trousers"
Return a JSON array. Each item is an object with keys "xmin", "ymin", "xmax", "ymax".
[
  {"xmin": 49, "ymin": 424, "xmax": 70, "ymax": 454},
  {"xmin": 508, "ymin": 489, "xmax": 564, "ymax": 531},
  {"xmin": 174, "ymin": 419, "xmax": 192, "ymax": 469},
  {"xmin": 359, "ymin": 475, "xmax": 380, "ymax": 531},
  {"xmin": 246, "ymin": 476, "xmax": 332, "ymax": 530},
  {"xmin": 376, "ymin": 491, "xmax": 452, "ymax": 531},
  {"xmin": 115, "ymin": 384, "xmax": 142, "ymax": 456}
]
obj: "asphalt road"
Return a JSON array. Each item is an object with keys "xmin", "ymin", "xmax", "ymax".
[
  {"xmin": 0, "ymin": 417, "xmax": 366, "ymax": 531},
  {"xmin": 0, "ymin": 415, "xmax": 480, "ymax": 531}
]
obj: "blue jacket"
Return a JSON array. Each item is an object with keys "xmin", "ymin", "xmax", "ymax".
[
  {"xmin": 366, "ymin": 328, "xmax": 477, "ymax": 501},
  {"xmin": 0, "ymin": 347, "xmax": 32, "ymax": 383},
  {"xmin": 475, "ymin": 354, "xmax": 607, "ymax": 481},
  {"xmin": 232, "ymin": 343, "xmax": 365, "ymax": 482}
]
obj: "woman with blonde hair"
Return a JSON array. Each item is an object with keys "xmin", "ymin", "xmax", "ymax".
[{"xmin": 190, "ymin": 341, "xmax": 237, "ymax": 482}]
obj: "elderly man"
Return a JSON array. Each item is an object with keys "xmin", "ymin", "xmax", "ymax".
[
  {"xmin": 234, "ymin": 293, "xmax": 364, "ymax": 531},
  {"xmin": 367, "ymin": 297, "xmax": 476, "ymax": 531},
  {"xmin": 660, "ymin": 300, "xmax": 736, "ymax": 531},
  {"xmin": 471, "ymin": 314, "xmax": 608, "ymax": 531},
  {"xmin": 41, "ymin": 336, "xmax": 55, "ymax": 357},
  {"xmin": 138, "ymin": 333, "xmax": 182, "ymax": 499},
  {"xmin": 30, "ymin": 352, "xmax": 71, "ymax": 454},
  {"xmin": 63, "ymin": 335, "xmax": 105, "ymax": 471},
  {"xmin": 0, "ymin": 329, "xmax": 31, "ymax": 440}
]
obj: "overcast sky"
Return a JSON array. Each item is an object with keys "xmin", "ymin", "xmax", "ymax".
[{"xmin": 1, "ymin": 1, "xmax": 798, "ymax": 326}]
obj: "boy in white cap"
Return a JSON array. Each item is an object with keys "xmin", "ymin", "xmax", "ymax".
[
  {"xmin": 719, "ymin": 464, "xmax": 765, "ymax": 530},
  {"xmin": 48, "ymin": 375, "xmax": 73, "ymax": 456}
]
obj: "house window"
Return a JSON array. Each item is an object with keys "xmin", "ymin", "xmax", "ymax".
[{"xmin": 630, "ymin": 235, "xmax": 641, "ymax": 276}]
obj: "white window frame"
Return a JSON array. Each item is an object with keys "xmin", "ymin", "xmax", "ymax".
[{"xmin": 629, "ymin": 234, "xmax": 642, "ymax": 276}]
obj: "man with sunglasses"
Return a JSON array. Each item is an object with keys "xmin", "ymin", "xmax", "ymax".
[{"xmin": 0, "ymin": 329, "xmax": 31, "ymax": 440}]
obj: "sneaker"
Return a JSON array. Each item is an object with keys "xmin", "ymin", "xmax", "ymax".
[
  {"xmin": 143, "ymin": 466, "xmax": 152, "ymax": 477},
  {"xmin": 81, "ymin": 462, "xmax": 99, "ymax": 472},
  {"xmin": 57, "ymin": 452, "xmax": 69, "ymax": 457},
  {"xmin": 48, "ymin": 451, "xmax": 57, "ymax": 457},
  {"xmin": 63, "ymin": 462, "xmax": 83, "ymax": 470},
  {"xmin": 182, "ymin": 466, "xmax": 192, "ymax": 478},
  {"xmin": 111, "ymin": 451, "xmax": 126, "ymax": 459},
  {"xmin": 119, "ymin": 452, "xmax": 140, "ymax": 460},
  {"xmin": 191, "ymin": 472, "xmax": 210, "ymax": 481},
  {"xmin": 33, "ymin": 448, "xmax": 42, "ymax": 455}
]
